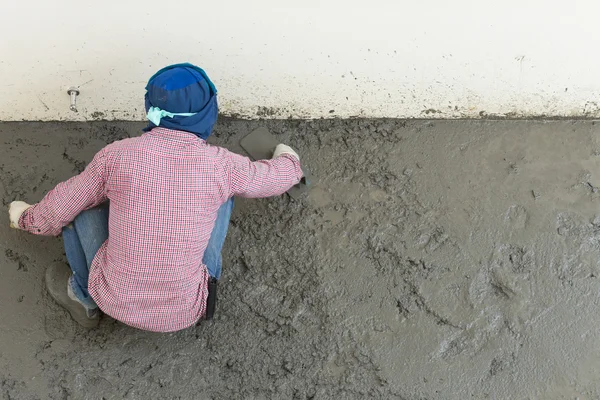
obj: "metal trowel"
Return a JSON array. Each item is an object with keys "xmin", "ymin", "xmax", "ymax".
[{"xmin": 240, "ymin": 127, "xmax": 310, "ymax": 199}]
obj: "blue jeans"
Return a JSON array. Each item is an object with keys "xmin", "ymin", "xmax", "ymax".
[
  {"xmin": 62, "ymin": 199, "xmax": 234, "ymax": 308},
  {"xmin": 202, "ymin": 198, "xmax": 234, "ymax": 279}
]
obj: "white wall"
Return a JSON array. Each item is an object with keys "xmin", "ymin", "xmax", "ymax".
[{"xmin": 1, "ymin": 1, "xmax": 599, "ymax": 121}]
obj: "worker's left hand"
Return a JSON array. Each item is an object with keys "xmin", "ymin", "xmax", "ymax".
[{"xmin": 9, "ymin": 201, "xmax": 31, "ymax": 229}]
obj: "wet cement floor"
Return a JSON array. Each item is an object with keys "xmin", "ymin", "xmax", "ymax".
[{"xmin": 1, "ymin": 119, "xmax": 600, "ymax": 399}]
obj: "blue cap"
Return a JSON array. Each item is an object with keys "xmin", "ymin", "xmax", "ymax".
[{"xmin": 144, "ymin": 63, "xmax": 218, "ymax": 140}]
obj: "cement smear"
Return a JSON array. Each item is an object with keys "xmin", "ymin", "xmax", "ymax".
[{"xmin": 1, "ymin": 120, "xmax": 600, "ymax": 399}]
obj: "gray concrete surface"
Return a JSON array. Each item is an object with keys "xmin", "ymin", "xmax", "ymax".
[{"xmin": 1, "ymin": 119, "xmax": 600, "ymax": 399}]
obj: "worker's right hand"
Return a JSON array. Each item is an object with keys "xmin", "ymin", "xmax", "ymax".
[
  {"xmin": 273, "ymin": 144, "xmax": 299, "ymax": 161},
  {"xmin": 9, "ymin": 201, "xmax": 31, "ymax": 229}
]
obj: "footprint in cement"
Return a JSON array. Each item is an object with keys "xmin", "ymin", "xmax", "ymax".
[{"xmin": 505, "ymin": 205, "xmax": 528, "ymax": 230}]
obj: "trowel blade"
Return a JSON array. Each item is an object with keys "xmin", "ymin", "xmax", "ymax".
[{"xmin": 240, "ymin": 127, "xmax": 311, "ymax": 200}]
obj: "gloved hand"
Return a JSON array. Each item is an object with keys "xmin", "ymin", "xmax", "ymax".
[
  {"xmin": 9, "ymin": 201, "xmax": 31, "ymax": 229},
  {"xmin": 273, "ymin": 144, "xmax": 299, "ymax": 161}
]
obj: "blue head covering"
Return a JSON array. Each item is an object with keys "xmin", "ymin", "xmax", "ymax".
[{"xmin": 143, "ymin": 63, "xmax": 218, "ymax": 140}]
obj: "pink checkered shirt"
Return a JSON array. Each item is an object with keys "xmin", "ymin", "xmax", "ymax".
[{"xmin": 19, "ymin": 128, "xmax": 303, "ymax": 332}]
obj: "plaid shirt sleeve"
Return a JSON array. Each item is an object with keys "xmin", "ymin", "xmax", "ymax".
[
  {"xmin": 19, "ymin": 149, "xmax": 108, "ymax": 236},
  {"xmin": 220, "ymin": 149, "xmax": 303, "ymax": 199}
]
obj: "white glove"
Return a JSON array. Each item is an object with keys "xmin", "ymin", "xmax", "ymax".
[
  {"xmin": 273, "ymin": 144, "xmax": 299, "ymax": 161},
  {"xmin": 9, "ymin": 201, "xmax": 31, "ymax": 229}
]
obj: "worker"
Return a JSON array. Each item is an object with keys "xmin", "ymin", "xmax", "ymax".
[{"xmin": 7, "ymin": 63, "xmax": 302, "ymax": 332}]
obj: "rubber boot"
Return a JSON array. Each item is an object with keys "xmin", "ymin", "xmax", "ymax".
[
  {"xmin": 205, "ymin": 277, "xmax": 218, "ymax": 320},
  {"xmin": 45, "ymin": 264, "xmax": 99, "ymax": 328}
]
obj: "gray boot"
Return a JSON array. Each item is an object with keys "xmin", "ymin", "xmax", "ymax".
[{"xmin": 45, "ymin": 264, "xmax": 99, "ymax": 328}]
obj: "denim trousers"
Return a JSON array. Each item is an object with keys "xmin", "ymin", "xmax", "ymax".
[{"xmin": 62, "ymin": 199, "xmax": 234, "ymax": 308}]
